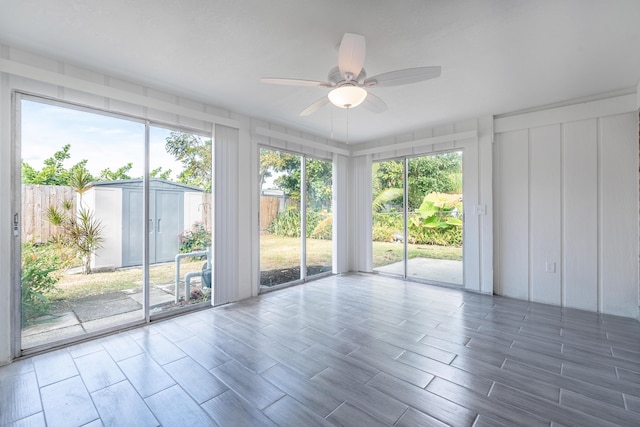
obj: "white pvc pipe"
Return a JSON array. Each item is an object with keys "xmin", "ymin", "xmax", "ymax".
[{"xmin": 174, "ymin": 248, "xmax": 209, "ymax": 303}]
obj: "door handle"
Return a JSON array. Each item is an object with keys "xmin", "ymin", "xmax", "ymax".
[
  {"xmin": 13, "ymin": 213, "xmax": 19, "ymax": 237},
  {"xmin": 149, "ymin": 219, "xmax": 154, "ymax": 234},
  {"xmin": 157, "ymin": 218, "xmax": 161, "ymax": 233}
]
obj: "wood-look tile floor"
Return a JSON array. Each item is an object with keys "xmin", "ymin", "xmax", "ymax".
[{"xmin": 2, "ymin": 273, "xmax": 640, "ymax": 426}]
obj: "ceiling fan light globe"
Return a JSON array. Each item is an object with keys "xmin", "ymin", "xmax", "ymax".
[{"xmin": 328, "ymin": 86, "xmax": 368, "ymax": 109}]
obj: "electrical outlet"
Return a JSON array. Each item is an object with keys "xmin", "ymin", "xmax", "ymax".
[
  {"xmin": 545, "ymin": 262, "xmax": 556, "ymax": 273},
  {"xmin": 475, "ymin": 205, "xmax": 486, "ymax": 215}
]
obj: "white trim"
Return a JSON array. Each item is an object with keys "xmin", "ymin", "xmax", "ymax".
[
  {"xmin": 0, "ymin": 58, "xmax": 239, "ymax": 129},
  {"xmin": 255, "ymin": 126, "xmax": 350, "ymax": 156},
  {"xmin": 494, "ymin": 94, "xmax": 637, "ymax": 133},
  {"xmin": 351, "ymin": 130, "xmax": 478, "ymax": 157}
]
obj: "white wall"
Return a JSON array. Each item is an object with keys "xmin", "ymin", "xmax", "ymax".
[
  {"xmin": 183, "ymin": 191, "xmax": 206, "ymax": 231},
  {"xmin": 88, "ymin": 187, "xmax": 123, "ymax": 270},
  {"xmin": 348, "ymin": 118, "xmax": 494, "ymax": 294},
  {"xmin": 494, "ymin": 95, "xmax": 639, "ymax": 318}
]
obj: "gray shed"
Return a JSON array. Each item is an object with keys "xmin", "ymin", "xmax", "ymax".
[{"xmin": 83, "ymin": 179, "xmax": 208, "ymax": 269}]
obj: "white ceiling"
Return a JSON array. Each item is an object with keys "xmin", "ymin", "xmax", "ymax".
[{"xmin": 1, "ymin": 0, "xmax": 639, "ymax": 144}]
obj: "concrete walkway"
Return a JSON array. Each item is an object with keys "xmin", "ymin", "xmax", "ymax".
[
  {"xmin": 375, "ymin": 257, "xmax": 463, "ymax": 285},
  {"xmin": 21, "ymin": 282, "xmax": 208, "ymax": 349}
]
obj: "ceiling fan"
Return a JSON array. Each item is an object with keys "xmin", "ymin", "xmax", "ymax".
[{"xmin": 261, "ymin": 33, "xmax": 441, "ymax": 116}]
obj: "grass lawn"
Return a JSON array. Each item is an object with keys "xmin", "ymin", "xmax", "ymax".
[
  {"xmin": 260, "ymin": 234, "xmax": 332, "ymax": 270},
  {"xmin": 49, "ymin": 235, "xmax": 461, "ymax": 300},
  {"xmin": 52, "ymin": 259, "xmax": 204, "ymax": 300}
]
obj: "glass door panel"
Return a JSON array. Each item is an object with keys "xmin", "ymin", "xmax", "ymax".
[
  {"xmin": 20, "ymin": 99, "xmax": 145, "ymax": 349},
  {"xmin": 148, "ymin": 128, "xmax": 213, "ymax": 315},
  {"xmin": 406, "ymin": 152, "xmax": 463, "ymax": 284},
  {"xmin": 260, "ymin": 148, "xmax": 302, "ymax": 289},
  {"xmin": 372, "ymin": 160, "xmax": 405, "ymax": 275},
  {"xmin": 305, "ymin": 157, "xmax": 333, "ymax": 278},
  {"xmin": 371, "ymin": 153, "xmax": 464, "ymax": 285}
]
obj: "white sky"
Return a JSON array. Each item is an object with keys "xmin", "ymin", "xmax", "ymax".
[{"xmin": 21, "ymin": 100, "xmax": 187, "ymax": 180}]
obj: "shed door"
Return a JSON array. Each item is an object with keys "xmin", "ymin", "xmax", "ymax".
[
  {"xmin": 153, "ymin": 190, "xmax": 183, "ymax": 263},
  {"xmin": 122, "ymin": 189, "xmax": 184, "ymax": 266}
]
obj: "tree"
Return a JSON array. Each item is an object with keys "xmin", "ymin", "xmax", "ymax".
[
  {"xmin": 46, "ymin": 203, "xmax": 104, "ymax": 275},
  {"xmin": 150, "ymin": 167, "xmax": 172, "ymax": 180},
  {"xmin": 165, "ymin": 132, "xmax": 212, "ymax": 191},
  {"xmin": 22, "ymin": 144, "xmax": 95, "ymax": 186},
  {"xmin": 98, "ymin": 163, "xmax": 133, "ymax": 181},
  {"xmin": 260, "ymin": 148, "xmax": 332, "ymax": 210},
  {"xmin": 372, "ymin": 153, "xmax": 462, "ymax": 211},
  {"xmin": 21, "ymin": 144, "xmax": 139, "ymax": 186}
]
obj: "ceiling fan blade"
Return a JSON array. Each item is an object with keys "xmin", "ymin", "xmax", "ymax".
[
  {"xmin": 362, "ymin": 92, "xmax": 388, "ymax": 113},
  {"xmin": 338, "ymin": 33, "xmax": 366, "ymax": 81},
  {"xmin": 261, "ymin": 77, "xmax": 332, "ymax": 87},
  {"xmin": 300, "ymin": 97, "xmax": 330, "ymax": 116},
  {"xmin": 363, "ymin": 66, "xmax": 441, "ymax": 88}
]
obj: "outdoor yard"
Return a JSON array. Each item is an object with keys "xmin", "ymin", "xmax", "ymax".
[
  {"xmin": 52, "ymin": 259, "xmax": 205, "ymax": 301},
  {"xmin": 259, "ymin": 234, "xmax": 461, "ymax": 270}
]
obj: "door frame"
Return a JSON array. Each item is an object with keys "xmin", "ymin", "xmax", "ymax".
[
  {"xmin": 372, "ymin": 149, "xmax": 465, "ymax": 286},
  {"xmin": 258, "ymin": 146, "xmax": 334, "ymax": 293},
  {"xmin": 12, "ymin": 92, "xmax": 212, "ymax": 356}
]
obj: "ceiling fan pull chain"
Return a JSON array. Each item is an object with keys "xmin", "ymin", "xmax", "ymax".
[
  {"xmin": 346, "ymin": 107, "xmax": 350, "ymax": 144},
  {"xmin": 330, "ymin": 108, "xmax": 334, "ymax": 140}
]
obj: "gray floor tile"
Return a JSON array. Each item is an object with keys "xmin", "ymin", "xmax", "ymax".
[
  {"xmin": 33, "ymin": 350, "xmax": 78, "ymax": 387},
  {"xmin": 262, "ymin": 363, "xmax": 341, "ymax": 417},
  {"xmin": 163, "ymin": 356, "xmax": 227, "ymax": 403},
  {"xmin": 348, "ymin": 346, "xmax": 434, "ymax": 387},
  {"xmin": 502, "ymin": 359, "xmax": 625, "ymax": 407},
  {"xmin": 560, "ymin": 388, "xmax": 640, "ymax": 426},
  {"xmin": 311, "ymin": 368, "xmax": 408, "ymax": 425},
  {"xmin": 4, "ymin": 411, "xmax": 47, "ymax": 427},
  {"xmin": 173, "ymin": 335, "xmax": 231, "ymax": 370},
  {"xmin": 117, "ymin": 354, "xmax": 175, "ymax": 398},
  {"xmin": 327, "ymin": 401, "xmax": 390, "ymax": 427},
  {"xmin": 74, "ymin": 350, "xmax": 125, "ymax": 393},
  {"xmin": 40, "ymin": 376, "xmax": 98, "ymax": 427},
  {"xmin": 489, "ymin": 382, "xmax": 620, "ymax": 427},
  {"xmin": 211, "ymin": 359, "xmax": 285, "ymax": 409},
  {"xmin": 0, "ymin": 371, "xmax": 42, "ymax": 425},
  {"xmin": 91, "ymin": 380, "xmax": 159, "ymax": 427},
  {"xmin": 3, "ymin": 273, "xmax": 640, "ymax": 427},
  {"xmin": 264, "ymin": 395, "xmax": 334, "ymax": 426},
  {"xmin": 397, "ymin": 350, "xmax": 493, "ymax": 395},
  {"xmin": 624, "ymin": 394, "xmax": 640, "ymax": 413},
  {"xmin": 201, "ymin": 390, "xmax": 277, "ymax": 426},
  {"xmin": 367, "ymin": 371, "xmax": 477, "ymax": 426},
  {"xmin": 423, "ymin": 376, "xmax": 547, "ymax": 427},
  {"xmin": 395, "ymin": 407, "xmax": 451, "ymax": 427},
  {"xmin": 99, "ymin": 333, "xmax": 144, "ymax": 362},
  {"xmin": 212, "ymin": 335, "xmax": 278, "ymax": 373},
  {"xmin": 145, "ymin": 384, "xmax": 214, "ymax": 426},
  {"xmin": 302, "ymin": 344, "xmax": 379, "ymax": 383},
  {"xmin": 134, "ymin": 332, "xmax": 187, "ymax": 366}
]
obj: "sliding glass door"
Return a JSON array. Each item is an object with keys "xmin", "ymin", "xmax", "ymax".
[
  {"xmin": 259, "ymin": 148, "xmax": 332, "ymax": 290},
  {"xmin": 372, "ymin": 152, "xmax": 463, "ymax": 285},
  {"xmin": 17, "ymin": 95, "xmax": 212, "ymax": 352}
]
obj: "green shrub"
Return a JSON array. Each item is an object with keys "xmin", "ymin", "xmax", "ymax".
[
  {"xmin": 372, "ymin": 195, "xmax": 463, "ymax": 247},
  {"xmin": 267, "ymin": 209, "xmax": 332, "ymax": 239},
  {"xmin": 310, "ymin": 215, "xmax": 332, "ymax": 240},
  {"xmin": 179, "ymin": 222, "xmax": 211, "ymax": 253},
  {"xmin": 372, "ymin": 212, "xmax": 403, "ymax": 242},
  {"xmin": 21, "ymin": 243, "xmax": 63, "ymax": 325}
]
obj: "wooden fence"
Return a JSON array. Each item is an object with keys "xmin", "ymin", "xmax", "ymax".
[
  {"xmin": 22, "ymin": 184, "xmax": 76, "ymax": 243},
  {"xmin": 260, "ymin": 196, "xmax": 280, "ymax": 231}
]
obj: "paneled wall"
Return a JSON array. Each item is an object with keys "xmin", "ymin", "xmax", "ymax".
[{"xmin": 494, "ymin": 106, "xmax": 639, "ymax": 318}]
